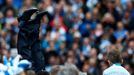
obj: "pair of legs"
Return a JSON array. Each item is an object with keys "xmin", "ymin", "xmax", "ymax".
[{"xmin": 17, "ymin": 9, "xmax": 48, "ymax": 72}]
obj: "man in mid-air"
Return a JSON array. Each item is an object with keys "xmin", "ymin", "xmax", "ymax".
[{"xmin": 17, "ymin": 8, "xmax": 48, "ymax": 72}]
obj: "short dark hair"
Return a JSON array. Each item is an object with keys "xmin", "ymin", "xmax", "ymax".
[
  {"xmin": 25, "ymin": 70, "xmax": 35, "ymax": 75},
  {"xmin": 106, "ymin": 50, "xmax": 123, "ymax": 64},
  {"xmin": 36, "ymin": 71, "xmax": 49, "ymax": 75}
]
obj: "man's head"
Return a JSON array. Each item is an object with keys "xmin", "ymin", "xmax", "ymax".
[
  {"xmin": 50, "ymin": 63, "xmax": 79, "ymax": 75},
  {"xmin": 106, "ymin": 49, "xmax": 123, "ymax": 65},
  {"xmin": 25, "ymin": 70, "xmax": 35, "ymax": 75}
]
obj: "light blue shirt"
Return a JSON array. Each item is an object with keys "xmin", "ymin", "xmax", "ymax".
[{"xmin": 103, "ymin": 63, "xmax": 130, "ymax": 75}]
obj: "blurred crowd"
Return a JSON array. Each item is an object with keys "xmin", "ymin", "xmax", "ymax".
[{"xmin": 0, "ymin": 0, "xmax": 134, "ymax": 75}]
